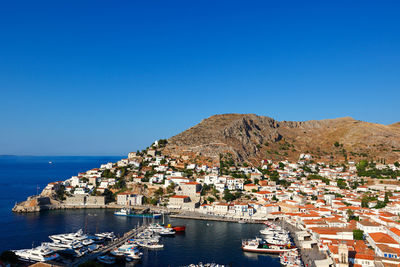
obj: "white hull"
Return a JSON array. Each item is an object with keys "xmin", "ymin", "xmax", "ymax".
[{"xmin": 242, "ymin": 245, "xmax": 297, "ymax": 254}]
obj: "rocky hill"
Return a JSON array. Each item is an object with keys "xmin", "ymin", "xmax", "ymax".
[{"xmin": 163, "ymin": 114, "xmax": 400, "ymax": 164}]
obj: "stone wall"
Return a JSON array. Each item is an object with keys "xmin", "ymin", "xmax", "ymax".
[{"xmin": 65, "ymin": 195, "xmax": 106, "ymax": 206}]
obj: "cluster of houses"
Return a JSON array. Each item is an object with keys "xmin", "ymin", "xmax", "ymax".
[{"xmin": 40, "ymin": 142, "xmax": 400, "ymax": 267}]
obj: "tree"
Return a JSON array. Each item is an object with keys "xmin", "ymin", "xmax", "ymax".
[
  {"xmin": 395, "ymin": 162, "xmax": 400, "ymax": 168},
  {"xmin": 374, "ymin": 200, "xmax": 386, "ymax": 209},
  {"xmin": 154, "ymin": 187, "xmax": 164, "ymax": 197},
  {"xmin": 149, "ymin": 198, "xmax": 158, "ymax": 205},
  {"xmin": 279, "ymin": 162, "xmax": 285, "ymax": 170},
  {"xmin": 207, "ymin": 196, "xmax": 215, "ymax": 203},
  {"xmin": 384, "ymin": 191, "xmax": 392, "ymax": 204},
  {"xmin": 113, "ymin": 179, "xmax": 126, "ymax": 190},
  {"xmin": 351, "ymin": 181, "xmax": 359, "ymax": 190},
  {"xmin": 334, "ymin": 141, "xmax": 340, "ymax": 147},
  {"xmin": 223, "ymin": 189, "xmax": 235, "ymax": 202},
  {"xmin": 346, "ymin": 209, "xmax": 354, "ymax": 218},
  {"xmin": 56, "ymin": 186, "xmax": 66, "ymax": 200},
  {"xmin": 337, "ymin": 179, "xmax": 347, "ymax": 189},
  {"xmin": 167, "ymin": 182, "xmax": 176, "ymax": 194},
  {"xmin": 212, "ymin": 188, "xmax": 219, "ymax": 198},
  {"xmin": 102, "ymin": 169, "xmax": 115, "ymax": 178},
  {"xmin": 353, "ymin": 229, "xmax": 364, "ymax": 240},
  {"xmin": 102, "ymin": 189, "xmax": 115, "ymax": 202},
  {"xmin": 361, "ymin": 195, "xmax": 369, "ymax": 208}
]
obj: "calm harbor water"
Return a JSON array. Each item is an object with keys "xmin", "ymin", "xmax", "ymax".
[{"xmin": 0, "ymin": 156, "xmax": 280, "ymax": 266}]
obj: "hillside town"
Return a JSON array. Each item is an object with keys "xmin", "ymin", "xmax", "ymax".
[{"xmin": 18, "ymin": 139, "xmax": 400, "ymax": 267}]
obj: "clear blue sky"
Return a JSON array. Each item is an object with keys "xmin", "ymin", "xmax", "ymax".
[{"xmin": 1, "ymin": 0, "xmax": 399, "ymax": 155}]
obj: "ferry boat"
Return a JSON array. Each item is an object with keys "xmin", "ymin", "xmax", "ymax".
[
  {"xmin": 241, "ymin": 238, "xmax": 297, "ymax": 254},
  {"xmin": 12, "ymin": 245, "xmax": 59, "ymax": 262},
  {"xmin": 114, "ymin": 208, "xmax": 162, "ymax": 218}
]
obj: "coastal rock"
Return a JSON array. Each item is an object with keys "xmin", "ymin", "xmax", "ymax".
[{"xmin": 12, "ymin": 196, "xmax": 52, "ymax": 213}]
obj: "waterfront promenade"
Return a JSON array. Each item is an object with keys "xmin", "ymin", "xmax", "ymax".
[
  {"xmin": 280, "ymin": 220, "xmax": 327, "ymax": 267},
  {"xmin": 170, "ymin": 211, "xmax": 267, "ymax": 223}
]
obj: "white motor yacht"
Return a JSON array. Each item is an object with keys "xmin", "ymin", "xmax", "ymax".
[
  {"xmin": 111, "ymin": 244, "xmax": 142, "ymax": 260},
  {"xmin": 41, "ymin": 241, "xmax": 81, "ymax": 251},
  {"xmin": 13, "ymin": 245, "xmax": 59, "ymax": 262},
  {"xmin": 142, "ymin": 242, "xmax": 164, "ymax": 249},
  {"xmin": 158, "ymin": 228, "xmax": 175, "ymax": 236},
  {"xmin": 95, "ymin": 231, "xmax": 116, "ymax": 240},
  {"xmin": 49, "ymin": 229, "xmax": 94, "ymax": 246}
]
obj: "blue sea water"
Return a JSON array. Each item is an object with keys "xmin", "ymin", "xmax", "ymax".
[{"xmin": 0, "ymin": 156, "xmax": 280, "ymax": 267}]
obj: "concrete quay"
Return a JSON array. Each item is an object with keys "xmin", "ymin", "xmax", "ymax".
[
  {"xmin": 280, "ymin": 219, "xmax": 327, "ymax": 267},
  {"xmin": 170, "ymin": 211, "xmax": 266, "ymax": 224}
]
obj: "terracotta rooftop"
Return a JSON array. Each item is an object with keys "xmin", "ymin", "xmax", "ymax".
[{"xmin": 369, "ymin": 233, "xmax": 399, "ymax": 245}]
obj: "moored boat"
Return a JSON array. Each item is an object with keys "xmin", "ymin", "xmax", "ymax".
[
  {"xmin": 114, "ymin": 208, "xmax": 162, "ymax": 218},
  {"xmin": 158, "ymin": 228, "xmax": 175, "ymax": 237},
  {"xmin": 241, "ymin": 238, "xmax": 297, "ymax": 254},
  {"xmin": 142, "ymin": 242, "xmax": 164, "ymax": 249},
  {"xmin": 97, "ymin": 255, "xmax": 116, "ymax": 264},
  {"xmin": 12, "ymin": 245, "xmax": 59, "ymax": 262},
  {"xmin": 166, "ymin": 224, "xmax": 186, "ymax": 232}
]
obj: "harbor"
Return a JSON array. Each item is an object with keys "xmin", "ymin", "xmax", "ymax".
[
  {"xmin": 4, "ymin": 209, "xmax": 279, "ymax": 267},
  {"xmin": 12, "ymin": 219, "xmax": 184, "ymax": 266},
  {"xmin": 241, "ymin": 221, "xmax": 303, "ymax": 267},
  {"xmin": 9, "ymin": 210, "xmax": 308, "ymax": 267}
]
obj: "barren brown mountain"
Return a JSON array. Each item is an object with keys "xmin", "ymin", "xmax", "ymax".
[{"xmin": 163, "ymin": 114, "xmax": 400, "ymax": 164}]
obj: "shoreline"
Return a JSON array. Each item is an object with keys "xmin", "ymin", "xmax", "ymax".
[
  {"xmin": 12, "ymin": 200, "xmax": 175, "ymax": 214},
  {"xmin": 170, "ymin": 213, "xmax": 267, "ymax": 224},
  {"xmin": 12, "ymin": 201, "xmax": 274, "ymax": 225}
]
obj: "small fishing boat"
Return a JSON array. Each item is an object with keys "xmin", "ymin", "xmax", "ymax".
[{"xmin": 97, "ymin": 255, "xmax": 116, "ymax": 265}]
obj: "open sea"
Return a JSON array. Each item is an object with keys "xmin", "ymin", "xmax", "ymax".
[{"xmin": 0, "ymin": 156, "xmax": 280, "ymax": 267}]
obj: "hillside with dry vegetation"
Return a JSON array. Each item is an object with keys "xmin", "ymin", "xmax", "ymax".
[{"xmin": 162, "ymin": 114, "xmax": 400, "ymax": 164}]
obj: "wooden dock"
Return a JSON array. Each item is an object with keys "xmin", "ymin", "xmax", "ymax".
[{"xmin": 71, "ymin": 225, "xmax": 147, "ymax": 266}]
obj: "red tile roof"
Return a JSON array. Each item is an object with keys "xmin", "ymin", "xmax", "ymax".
[
  {"xmin": 170, "ymin": 195, "xmax": 189, "ymax": 199},
  {"xmin": 369, "ymin": 233, "xmax": 398, "ymax": 245}
]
